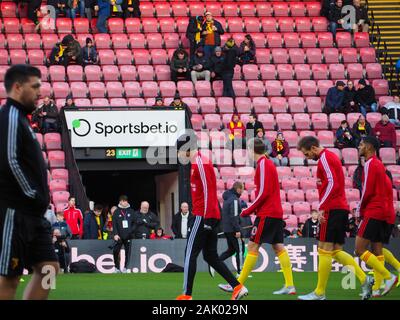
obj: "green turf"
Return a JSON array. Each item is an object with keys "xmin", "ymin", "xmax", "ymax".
[{"xmin": 15, "ymin": 272, "xmax": 400, "ymax": 300}]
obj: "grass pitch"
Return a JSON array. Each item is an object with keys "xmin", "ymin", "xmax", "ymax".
[{"xmin": 15, "ymin": 272, "xmax": 400, "ymax": 300}]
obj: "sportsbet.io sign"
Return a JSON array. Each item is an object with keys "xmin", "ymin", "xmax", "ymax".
[{"xmin": 65, "ymin": 110, "xmax": 186, "ymax": 148}]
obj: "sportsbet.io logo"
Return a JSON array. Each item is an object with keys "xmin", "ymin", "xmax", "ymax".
[{"xmin": 72, "ymin": 119, "xmax": 91, "ymax": 137}]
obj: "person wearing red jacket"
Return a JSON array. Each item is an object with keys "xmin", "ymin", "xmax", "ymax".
[
  {"xmin": 63, "ymin": 197, "xmax": 84, "ymax": 239},
  {"xmin": 222, "ymin": 138, "xmax": 295, "ymax": 300},
  {"xmin": 227, "ymin": 113, "xmax": 245, "ymax": 149},
  {"xmin": 354, "ymin": 136, "xmax": 398, "ymax": 296},
  {"xmin": 373, "ymin": 114, "xmax": 397, "ymax": 148},
  {"xmin": 175, "ymin": 133, "xmax": 243, "ymax": 300},
  {"xmin": 150, "ymin": 227, "xmax": 172, "ymax": 240},
  {"xmin": 297, "ymin": 136, "xmax": 371, "ymax": 301}
]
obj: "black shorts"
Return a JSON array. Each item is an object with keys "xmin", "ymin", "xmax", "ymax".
[
  {"xmin": 357, "ymin": 217, "xmax": 386, "ymax": 243},
  {"xmin": 317, "ymin": 209, "xmax": 349, "ymax": 244},
  {"xmin": 249, "ymin": 217, "xmax": 284, "ymax": 245},
  {"xmin": 383, "ymin": 223, "xmax": 394, "ymax": 244},
  {"xmin": 0, "ymin": 207, "xmax": 58, "ymax": 277}
]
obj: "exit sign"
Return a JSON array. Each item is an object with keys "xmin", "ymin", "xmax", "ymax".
[{"xmin": 116, "ymin": 148, "xmax": 142, "ymax": 159}]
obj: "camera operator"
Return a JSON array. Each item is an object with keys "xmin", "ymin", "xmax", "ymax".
[
  {"xmin": 52, "ymin": 228, "xmax": 70, "ymax": 273},
  {"xmin": 112, "ymin": 195, "xmax": 136, "ymax": 273}
]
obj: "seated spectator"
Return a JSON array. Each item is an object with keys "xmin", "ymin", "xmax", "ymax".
[
  {"xmin": 381, "ymin": 96, "xmax": 400, "ymax": 126},
  {"xmin": 153, "ymin": 96, "xmax": 164, "ymax": 107},
  {"xmin": 52, "ymin": 212, "xmax": 73, "ymax": 239},
  {"xmin": 271, "ymin": 132, "xmax": 289, "ymax": 166},
  {"xmin": 227, "ymin": 113, "xmax": 245, "ymax": 149},
  {"xmin": 325, "ymin": 81, "xmax": 345, "ymax": 114},
  {"xmin": 302, "ymin": 210, "xmax": 319, "ymax": 238},
  {"xmin": 84, "ymin": 0, "xmax": 96, "ymax": 21},
  {"xmin": 49, "ymin": 42, "xmax": 66, "ymax": 66},
  {"xmin": 110, "ymin": 0, "xmax": 124, "ymax": 17},
  {"xmin": 63, "ymin": 34, "xmax": 83, "ymax": 66},
  {"xmin": 64, "ymin": 94, "xmax": 76, "ymax": 108},
  {"xmin": 186, "ymin": 16, "xmax": 204, "ymax": 61},
  {"xmin": 82, "ymin": 37, "xmax": 98, "ymax": 65},
  {"xmin": 328, "ymin": 0, "xmax": 351, "ymax": 39},
  {"xmin": 321, "ymin": 0, "xmax": 335, "ymax": 18},
  {"xmin": 83, "ymin": 204, "xmax": 105, "ymax": 240},
  {"xmin": 190, "ymin": 47, "xmax": 211, "ymax": 84},
  {"xmin": 256, "ymin": 128, "xmax": 273, "ymax": 156},
  {"xmin": 170, "ymin": 93, "xmax": 189, "ymax": 114},
  {"xmin": 134, "ymin": 201, "xmax": 160, "ymax": 239},
  {"xmin": 170, "ymin": 49, "xmax": 190, "ymax": 82},
  {"xmin": 27, "ymin": 0, "xmax": 41, "ymax": 26},
  {"xmin": 122, "ymin": 0, "xmax": 140, "ymax": 18},
  {"xmin": 238, "ymin": 34, "xmax": 256, "ymax": 66},
  {"xmin": 222, "ymin": 38, "xmax": 238, "ymax": 98},
  {"xmin": 29, "ymin": 108, "xmax": 42, "ymax": 132},
  {"xmin": 353, "ymin": 156, "xmax": 365, "ymax": 193},
  {"xmin": 38, "ymin": 96, "xmax": 59, "ymax": 133},
  {"xmin": 67, "ymin": 0, "xmax": 85, "ymax": 19},
  {"xmin": 150, "ymin": 227, "xmax": 173, "ymax": 240},
  {"xmin": 45, "ymin": 205, "xmax": 57, "ymax": 225},
  {"xmin": 95, "ymin": 0, "xmax": 111, "ymax": 33},
  {"xmin": 201, "ymin": 12, "xmax": 225, "ymax": 58},
  {"xmin": 352, "ymin": 115, "xmax": 372, "ymax": 146},
  {"xmin": 343, "ymin": 80, "xmax": 359, "ymax": 114},
  {"xmin": 351, "ymin": 0, "xmax": 369, "ymax": 32},
  {"xmin": 47, "ymin": 0, "xmax": 68, "ymax": 17},
  {"xmin": 356, "ymin": 79, "xmax": 377, "ymax": 116},
  {"xmin": 296, "ymin": 223, "xmax": 304, "ymax": 237},
  {"xmin": 246, "ymin": 114, "xmax": 264, "ymax": 138},
  {"xmin": 52, "ymin": 228, "xmax": 70, "ymax": 273},
  {"xmin": 374, "ymin": 114, "xmax": 397, "ymax": 147},
  {"xmin": 210, "ymin": 46, "xmax": 224, "ymax": 81},
  {"xmin": 335, "ymin": 120, "xmax": 356, "ymax": 148},
  {"xmin": 104, "ymin": 206, "xmax": 117, "ymax": 240}
]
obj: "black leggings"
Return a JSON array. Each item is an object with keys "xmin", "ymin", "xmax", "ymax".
[{"xmin": 219, "ymin": 232, "xmax": 241, "ymax": 274}]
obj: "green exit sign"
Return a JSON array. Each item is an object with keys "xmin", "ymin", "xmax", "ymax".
[{"xmin": 116, "ymin": 148, "xmax": 142, "ymax": 159}]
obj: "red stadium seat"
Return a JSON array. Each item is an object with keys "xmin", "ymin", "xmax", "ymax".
[
  {"xmin": 244, "ymin": 18, "xmax": 260, "ymax": 32},
  {"xmin": 282, "ymin": 178, "xmax": 299, "ymax": 191},
  {"xmin": 206, "ymin": 3, "xmax": 222, "ymax": 16},
  {"xmin": 28, "ymin": 50, "xmax": 44, "ymax": 65},
  {"xmin": 311, "ymin": 113, "xmax": 328, "ymax": 129},
  {"xmin": 256, "ymin": 3, "xmax": 273, "ymax": 17},
  {"xmin": 235, "ymin": 97, "xmax": 252, "ymax": 114},
  {"xmin": 172, "ymin": 3, "xmax": 188, "ymax": 17},
  {"xmin": 270, "ymin": 97, "xmax": 287, "ymax": 113},
  {"xmin": 291, "ymin": 3, "xmax": 306, "ymax": 17},
  {"xmin": 125, "ymin": 18, "xmax": 141, "ymax": 33},
  {"xmin": 300, "ymin": 33, "xmax": 317, "ymax": 48},
  {"xmin": 306, "ymin": 48, "xmax": 322, "ymax": 64},
  {"xmin": 94, "ymin": 34, "xmax": 111, "ymax": 49},
  {"xmin": 159, "ymin": 18, "xmax": 175, "ymax": 33},
  {"xmin": 189, "ymin": 3, "xmax": 205, "ymax": 16},
  {"xmin": 293, "ymin": 166, "xmax": 311, "ymax": 178},
  {"xmin": 273, "ymin": 2, "xmax": 289, "ymax": 17},
  {"xmin": 52, "ymin": 82, "xmax": 70, "ymax": 98},
  {"xmin": 329, "ymin": 64, "xmax": 345, "ymax": 80},
  {"xmin": 293, "ymin": 202, "xmax": 311, "ymax": 216},
  {"xmin": 190, "ymin": 115, "xmax": 203, "ymax": 130},
  {"xmin": 258, "ymin": 114, "xmax": 275, "ymax": 130},
  {"xmin": 140, "ymin": 3, "xmax": 155, "ymax": 17},
  {"xmin": 283, "ymin": 80, "xmax": 300, "ymax": 96},
  {"xmin": 102, "ymin": 65, "xmax": 120, "ymax": 81},
  {"xmin": 231, "ymin": 81, "xmax": 247, "ymax": 97},
  {"xmin": 380, "ymin": 148, "xmax": 396, "ymax": 165},
  {"xmin": 365, "ymin": 63, "xmax": 382, "ymax": 79},
  {"xmin": 110, "ymin": 98, "xmax": 127, "ymax": 107},
  {"xmin": 133, "ymin": 49, "xmax": 150, "ymax": 64},
  {"xmin": 288, "ymin": 97, "xmax": 305, "ymax": 113},
  {"xmin": 323, "ymin": 48, "xmax": 339, "ymax": 63},
  {"xmin": 346, "ymin": 188, "xmax": 360, "ymax": 202},
  {"xmin": 9, "ymin": 50, "xmax": 27, "ymax": 64},
  {"xmin": 295, "ymin": 64, "xmax": 311, "ymax": 80},
  {"xmin": 67, "ymin": 65, "xmax": 84, "ymax": 81},
  {"xmin": 289, "ymin": 48, "xmax": 305, "ymax": 64},
  {"xmin": 347, "ymin": 63, "xmax": 364, "ymax": 79},
  {"xmin": 137, "ymin": 65, "xmax": 155, "ymax": 81},
  {"xmin": 252, "ymin": 97, "xmax": 270, "ymax": 114},
  {"xmin": 260, "ymin": 64, "xmax": 276, "ymax": 80},
  {"xmin": 317, "ymin": 80, "xmax": 334, "ymax": 96},
  {"xmin": 276, "ymin": 114, "xmax": 293, "ymax": 130},
  {"xmin": 294, "ymin": 113, "xmax": 310, "ymax": 130},
  {"xmin": 88, "ymin": 82, "xmax": 106, "ymax": 98},
  {"xmin": 51, "ymin": 169, "xmax": 69, "ymax": 182},
  {"xmin": 336, "ymin": 32, "xmax": 352, "ymax": 48},
  {"xmin": 276, "ymin": 167, "xmax": 292, "ymax": 180},
  {"xmin": 354, "ymin": 32, "xmax": 370, "ymax": 48},
  {"xmin": 360, "ymin": 48, "xmax": 376, "ymax": 63},
  {"xmin": 247, "ymin": 80, "xmax": 264, "ymax": 96},
  {"xmin": 261, "ymin": 17, "xmax": 277, "ymax": 32},
  {"xmin": 311, "ymin": 64, "xmax": 328, "ymax": 80},
  {"xmin": 195, "ymin": 81, "xmax": 212, "ymax": 97},
  {"xmin": 164, "ymin": 33, "xmax": 180, "ymax": 49},
  {"xmin": 342, "ymin": 148, "xmax": 359, "ymax": 165},
  {"xmin": 155, "ymin": 3, "xmax": 171, "ymax": 17},
  {"xmin": 6, "ymin": 34, "xmax": 23, "ymax": 49},
  {"xmin": 129, "ymin": 34, "xmax": 146, "ymax": 49},
  {"xmin": 147, "ymin": 34, "xmax": 163, "ymax": 49},
  {"xmin": 204, "ymin": 114, "xmax": 222, "ymax": 130},
  {"xmin": 287, "ymin": 189, "xmax": 305, "ymax": 203},
  {"xmin": 116, "ymin": 49, "xmax": 133, "ymax": 65},
  {"xmin": 3, "ymin": 18, "xmax": 20, "ymax": 33},
  {"xmin": 255, "ymin": 49, "xmax": 271, "ymax": 64},
  {"xmin": 267, "ymin": 33, "xmax": 282, "ymax": 48},
  {"xmin": 141, "ymin": 81, "xmax": 159, "ymax": 98},
  {"xmin": 119, "ymin": 65, "xmax": 137, "ymax": 82},
  {"xmin": 317, "ymin": 32, "xmax": 333, "ymax": 48},
  {"xmin": 312, "ymin": 17, "xmax": 328, "ymax": 31},
  {"xmin": 111, "ymin": 34, "xmax": 129, "ymax": 49},
  {"xmin": 210, "ymin": 131, "xmax": 227, "ymax": 148},
  {"xmin": 23, "ymin": 34, "xmax": 40, "ymax": 49},
  {"xmin": 227, "ymin": 17, "xmax": 243, "ymax": 33},
  {"xmin": 318, "ymin": 130, "xmax": 335, "ymax": 147},
  {"xmin": 278, "ymin": 18, "xmax": 294, "ymax": 32},
  {"xmin": 295, "ymin": 17, "xmax": 311, "ymax": 32},
  {"xmin": 56, "ymin": 18, "xmax": 72, "ymax": 34},
  {"xmin": 341, "ymin": 48, "xmax": 358, "ymax": 63},
  {"xmin": 277, "ymin": 64, "xmax": 294, "ymax": 80},
  {"xmin": 177, "ymin": 81, "xmax": 194, "ymax": 97},
  {"xmin": 85, "ymin": 65, "xmax": 102, "ymax": 81},
  {"xmin": 98, "ymin": 50, "xmax": 115, "ymax": 64},
  {"xmin": 284, "ymin": 33, "xmax": 300, "ymax": 48},
  {"xmin": 329, "ymin": 113, "xmax": 346, "ymax": 129},
  {"xmin": 300, "ymin": 80, "xmax": 317, "ymax": 96},
  {"xmin": 372, "ymin": 79, "xmax": 389, "ymax": 95},
  {"xmin": 199, "ymin": 97, "xmax": 216, "ymax": 114},
  {"xmin": 70, "ymin": 82, "xmax": 88, "ymax": 98},
  {"xmin": 48, "ymin": 151, "xmax": 65, "ymax": 169},
  {"xmin": 44, "ymin": 133, "xmax": 62, "ymax": 150},
  {"xmin": 265, "ymin": 80, "xmax": 282, "ymax": 96}
]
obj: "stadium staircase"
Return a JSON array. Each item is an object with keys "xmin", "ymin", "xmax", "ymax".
[{"xmin": 0, "ymin": 0, "xmax": 398, "ymax": 225}]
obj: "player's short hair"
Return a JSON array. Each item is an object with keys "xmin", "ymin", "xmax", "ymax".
[
  {"xmin": 233, "ymin": 181, "xmax": 244, "ymax": 191},
  {"xmin": 176, "ymin": 131, "xmax": 198, "ymax": 152},
  {"xmin": 4, "ymin": 65, "xmax": 41, "ymax": 93},
  {"xmin": 119, "ymin": 195, "xmax": 128, "ymax": 202},
  {"xmin": 361, "ymin": 136, "xmax": 380, "ymax": 152},
  {"xmin": 247, "ymin": 138, "xmax": 266, "ymax": 155},
  {"xmin": 94, "ymin": 204, "xmax": 103, "ymax": 212},
  {"xmin": 297, "ymin": 136, "xmax": 320, "ymax": 151}
]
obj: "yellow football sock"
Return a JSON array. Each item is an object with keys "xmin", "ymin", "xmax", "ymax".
[
  {"xmin": 277, "ymin": 249, "xmax": 294, "ymax": 287},
  {"xmin": 383, "ymin": 248, "xmax": 400, "ymax": 272},
  {"xmin": 332, "ymin": 250, "xmax": 366, "ymax": 284},
  {"xmin": 372, "ymin": 255, "xmax": 385, "ymax": 291},
  {"xmin": 315, "ymin": 248, "xmax": 333, "ymax": 296},
  {"xmin": 238, "ymin": 252, "xmax": 258, "ymax": 285},
  {"xmin": 360, "ymin": 250, "xmax": 391, "ymax": 280}
]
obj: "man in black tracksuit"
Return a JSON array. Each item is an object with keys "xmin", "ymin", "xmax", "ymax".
[
  {"xmin": 219, "ymin": 182, "xmax": 245, "ymax": 275},
  {"xmin": 222, "ymin": 38, "xmax": 238, "ymax": 98},
  {"xmin": 0, "ymin": 65, "xmax": 59, "ymax": 299},
  {"xmin": 133, "ymin": 201, "xmax": 159, "ymax": 239},
  {"xmin": 112, "ymin": 195, "xmax": 136, "ymax": 272}
]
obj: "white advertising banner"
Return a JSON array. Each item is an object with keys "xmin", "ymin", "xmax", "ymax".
[{"xmin": 64, "ymin": 110, "xmax": 186, "ymax": 148}]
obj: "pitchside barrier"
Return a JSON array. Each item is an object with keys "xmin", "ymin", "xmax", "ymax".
[{"xmin": 69, "ymin": 239, "xmax": 400, "ymax": 274}]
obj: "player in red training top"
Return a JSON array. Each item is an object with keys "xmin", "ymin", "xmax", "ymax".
[
  {"xmin": 297, "ymin": 136, "xmax": 372, "ymax": 300},
  {"xmin": 355, "ymin": 136, "xmax": 398, "ymax": 296},
  {"xmin": 175, "ymin": 132, "xmax": 245, "ymax": 300}
]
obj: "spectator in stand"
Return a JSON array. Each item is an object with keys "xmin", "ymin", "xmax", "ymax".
[
  {"xmin": 374, "ymin": 114, "xmax": 397, "ymax": 147},
  {"xmin": 356, "ymin": 79, "xmax": 377, "ymax": 116},
  {"xmin": 246, "ymin": 114, "xmax": 264, "ymax": 138},
  {"xmin": 381, "ymin": 96, "xmax": 400, "ymax": 126},
  {"xmin": 222, "ymin": 38, "xmax": 238, "ymax": 98},
  {"xmin": 110, "ymin": 0, "xmax": 124, "ymax": 17},
  {"xmin": 44, "ymin": 205, "xmax": 57, "ymax": 225},
  {"xmin": 201, "ymin": 12, "xmax": 224, "ymax": 58},
  {"xmin": 325, "ymin": 81, "xmax": 345, "ymax": 114},
  {"xmin": 29, "ymin": 107, "xmax": 42, "ymax": 133},
  {"xmin": 64, "ymin": 196, "xmax": 84, "ymax": 239},
  {"xmin": 52, "ymin": 228, "xmax": 70, "ymax": 273},
  {"xmin": 62, "ymin": 35, "xmax": 83, "ymax": 66},
  {"xmin": 210, "ymin": 47, "xmax": 224, "ymax": 81},
  {"xmin": 49, "ymin": 42, "xmax": 66, "ymax": 66},
  {"xmin": 186, "ymin": 16, "xmax": 204, "ymax": 61},
  {"xmin": 296, "ymin": 223, "xmax": 304, "ymax": 237},
  {"xmin": 321, "ymin": 0, "xmax": 335, "ymax": 18},
  {"xmin": 170, "ymin": 93, "xmax": 190, "ymax": 115},
  {"xmin": 37, "ymin": 96, "xmax": 59, "ymax": 133},
  {"xmin": 153, "ymin": 96, "xmax": 164, "ymax": 107},
  {"xmin": 238, "ymin": 34, "xmax": 256, "ymax": 66},
  {"xmin": 134, "ymin": 201, "xmax": 160, "ymax": 239},
  {"xmin": 256, "ymin": 129, "xmax": 273, "ymax": 156},
  {"xmin": 52, "ymin": 212, "xmax": 73, "ymax": 239},
  {"xmin": 347, "ymin": 216, "xmax": 358, "ymax": 238},
  {"xmin": 27, "ymin": 0, "xmax": 41, "ymax": 26},
  {"xmin": 353, "ymin": 156, "xmax": 365, "ymax": 193},
  {"xmin": 227, "ymin": 113, "xmax": 245, "ymax": 149},
  {"xmin": 351, "ymin": 0, "xmax": 370, "ymax": 32},
  {"xmin": 150, "ymin": 227, "xmax": 173, "ymax": 240},
  {"xmin": 67, "ymin": 0, "xmax": 85, "ymax": 18},
  {"xmin": 343, "ymin": 80, "xmax": 359, "ymax": 114},
  {"xmin": 352, "ymin": 114, "xmax": 373, "ymax": 146},
  {"xmin": 170, "ymin": 49, "xmax": 190, "ymax": 82},
  {"xmin": 328, "ymin": 0, "xmax": 351, "ymax": 39},
  {"xmin": 83, "ymin": 203, "xmax": 105, "ymax": 239},
  {"xmin": 171, "ymin": 202, "xmax": 194, "ymax": 239},
  {"xmin": 47, "ymin": 0, "xmax": 68, "ymax": 17},
  {"xmin": 82, "ymin": 38, "xmax": 98, "ymax": 65},
  {"xmin": 271, "ymin": 132, "xmax": 290, "ymax": 166},
  {"xmin": 122, "ymin": 0, "xmax": 140, "ymax": 18},
  {"xmin": 335, "ymin": 120, "xmax": 356, "ymax": 149},
  {"xmin": 190, "ymin": 47, "xmax": 211, "ymax": 84},
  {"xmin": 104, "ymin": 205, "xmax": 117, "ymax": 239},
  {"xmin": 84, "ymin": 0, "xmax": 96, "ymax": 20},
  {"xmin": 64, "ymin": 94, "xmax": 76, "ymax": 108},
  {"xmin": 95, "ymin": 0, "xmax": 111, "ymax": 33},
  {"xmin": 302, "ymin": 210, "xmax": 320, "ymax": 238}
]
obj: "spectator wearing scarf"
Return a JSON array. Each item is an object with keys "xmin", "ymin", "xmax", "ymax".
[{"xmin": 271, "ymin": 132, "xmax": 289, "ymax": 166}]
